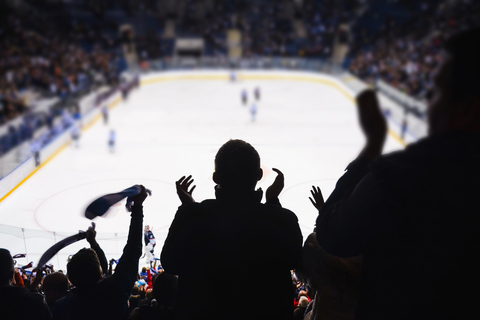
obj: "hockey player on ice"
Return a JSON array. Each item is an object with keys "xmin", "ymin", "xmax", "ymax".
[
  {"xmin": 250, "ymin": 103, "xmax": 258, "ymax": 122},
  {"xmin": 142, "ymin": 225, "xmax": 156, "ymax": 261},
  {"xmin": 241, "ymin": 89, "xmax": 248, "ymax": 106},
  {"xmin": 71, "ymin": 123, "xmax": 80, "ymax": 148},
  {"xmin": 108, "ymin": 129, "xmax": 116, "ymax": 153},
  {"xmin": 254, "ymin": 86, "xmax": 261, "ymax": 101}
]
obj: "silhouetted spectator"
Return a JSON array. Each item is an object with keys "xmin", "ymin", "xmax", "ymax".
[
  {"xmin": 161, "ymin": 140, "xmax": 303, "ymax": 320},
  {"xmin": 294, "ymin": 296, "xmax": 310, "ymax": 320},
  {"xmin": 128, "ymin": 272, "xmax": 178, "ymax": 320},
  {"xmin": 52, "ymin": 186, "xmax": 148, "ymax": 320},
  {"xmin": 315, "ymin": 28, "xmax": 480, "ymax": 319},
  {"xmin": 42, "ymin": 272, "xmax": 69, "ymax": 312},
  {"xmin": 0, "ymin": 249, "xmax": 51, "ymax": 320}
]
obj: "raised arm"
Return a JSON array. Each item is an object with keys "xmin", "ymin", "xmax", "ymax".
[
  {"xmin": 176, "ymin": 175, "xmax": 196, "ymax": 204},
  {"xmin": 86, "ymin": 223, "xmax": 108, "ymax": 276},
  {"xmin": 107, "ymin": 185, "xmax": 148, "ymax": 298},
  {"xmin": 316, "ymin": 90, "xmax": 387, "ymax": 257}
]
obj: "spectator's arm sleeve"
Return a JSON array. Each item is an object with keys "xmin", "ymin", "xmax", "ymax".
[
  {"xmin": 146, "ymin": 268, "xmax": 152, "ymax": 289},
  {"xmin": 91, "ymin": 243, "xmax": 108, "ymax": 276},
  {"xmin": 316, "ymin": 157, "xmax": 386, "ymax": 257},
  {"xmin": 161, "ymin": 205, "xmax": 196, "ymax": 275},
  {"xmin": 290, "ymin": 215, "xmax": 304, "ymax": 269},
  {"xmin": 14, "ymin": 270, "xmax": 24, "ymax": 287},
  {"xmin": 107, "ymin": 205, "xmax": 143, "ymax": 298}
]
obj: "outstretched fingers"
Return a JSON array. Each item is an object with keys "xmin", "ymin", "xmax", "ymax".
[
  {"xmin": 272, "ymin": 168, "xmax": 284, "ymax": 177},
  {"xmin": 176, "ymin": 175, "xmax": 196, "ymax": 204},
  {"xmin": 178, "ymin": 175, "xmax": 195, "ymax": 194},
  {"xmin": 309, "ymin": 185, "xmax": 325, "ymax": 211},
  {"xmin": 188, "ymin": 185, "xmax": 196, "ymax": 195}
]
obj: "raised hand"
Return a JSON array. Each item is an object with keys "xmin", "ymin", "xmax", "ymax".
[
  {"xmin": 266, "ymin": 168, "xmax": 284, "ymax": 202},
  {"xmin": 176, "ymin": 175, "xmax": 196, "ymax": 204},
  {"xmin": 28, "ymin": 267, "xmax": 45, "ymax": 291},
  {"xmin": 309, "ymin": 186, "xmax": 324, "ymax": 211},
  {"xmin": 131, "ymin": 185, "xmax": 149, "ymax": 206},
  {"xmin": 86, "ymin": 222, "xmax": 97, "ymax": 246},
  {"xmin": 356, "ymin": 90, "xmax": 387, "ymax": 161}
]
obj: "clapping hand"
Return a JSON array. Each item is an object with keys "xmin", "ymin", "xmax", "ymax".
[
  {"xmin": 356, "ymin": 90, "xmax": 387, "ymax": 161},
  {"xmin": 265, "ymin": 168, "xmax": 284, "ymax": 202},
  {"xmin": 176, "ymin": 175, "xmax": 196, "ymax": 204},
  {"xmin": 309, "ymin": 186, "xmax": 324, "ymax": 211}
]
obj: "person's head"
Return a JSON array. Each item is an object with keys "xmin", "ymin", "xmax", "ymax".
[
  {"xmin": 67, "ymin": 248, "xmax": 102, "ymax": 291},
  {"xmin": 298, "ymin": 296, "xmax": 309, "ymax": 309},
  {"xmin": 213, "ymin": 139, "xmax": 262, "ymax": 191},
  {"xmin": 428, "ymin": 28, "xmax": 480, "ymax": 135},
  {"xmin": 144, "ymin": 225, "xmax": 150, "ymax": 232},
  {"xmin": 152, "ymin": 272, "xmax": 178, "ymax": 307},
  {"xmin": 145, "ymin": 288, "xmax": 153, "ymax": 300},
  {"xmin": 42, "ymin": 272, "xmax": 69, "ymax": 305},
  {"xmin": 0, "ymin": 249, "xmax": 14, "ymax": 286}
]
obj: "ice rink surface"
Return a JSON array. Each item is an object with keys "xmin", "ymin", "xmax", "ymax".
[{"xmin": 0, "ymin": 71, "xmax": 406, "ymax": 270}]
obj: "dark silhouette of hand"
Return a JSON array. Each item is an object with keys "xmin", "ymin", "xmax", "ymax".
[
  {"xmin": 309, "ymin": 186, "xmax": 324, "ymax": 211},
  {"xmin": 266, "ymin": 168, "xmax": 284, "ymax": 202},
  {"xmin": 357, "ymin": 90, "xmax": 387, "ymax": 161},
  {"xmin": 86, "ymin": 222, "xmax": 97, "ymax": 246},
  {"xmin": 131, "ymin": 185, "xmax": 148, "ymax": 206},
  {"xmin": 176, "ymin": 175, "xmax": 196, "ymax": 204}
]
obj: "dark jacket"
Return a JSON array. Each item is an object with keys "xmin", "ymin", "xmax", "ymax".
[
  {"xmin": 53, "ymin": 206, "xmax": 143, "ymax": 320},
  {"xmin": 0, "ymin": 286, "xmax": 51, "ymax": 320},
  {"xmin": 316, "ymin": 132, "xmax": 480, "ymax": 319},
  {"xmin": 161, "ymin": 188, "xmax": 303, "ymax": 320}
]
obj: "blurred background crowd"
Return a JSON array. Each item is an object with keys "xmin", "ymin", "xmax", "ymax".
[
  {"xmin": 2, "ymin": 0, "xmax": 479, "ymax": 138},
  {"xmin": 1, "ymin": 1, "xmax": 480, "ymax": 319}
]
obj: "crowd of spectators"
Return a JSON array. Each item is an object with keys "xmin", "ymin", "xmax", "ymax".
[
  {"xmin": 297, "ymin": 0, "xmax": 351, "ymax": 58},
  {"xmin": 2, "ymin": 3, "xmax": 480, "ymax": 319},
  {"xmin": 0, "ymin": 8, "xmax": 122, "ymax": 99},
  {"xmin": 1, "ymin": 246, "xmax": 315, "ymax": 320},
  {"xmin": 239, "ymin": 1, "xmax": 295, "ymax": 57},
  {"xmin": 0, "ymin": 161, "xmax": 315, "ymax": 319},
  {"xmin": 0, "ymin": 2, "xmax": 128, "ymax": 157},
  {"xmin": 0, "ymin": 80, "xmax": 28, "ymax": 126},
  {"xmin": 4, "ymin": 29, "xmax": 480, "ymax": 316},
  {"xmin": 348, "ymin": 0, "xmax": 480, "ymax": 98},
  {"xmin": 174, "ymin": 0, "xmax": 363, "ymax": 58}
]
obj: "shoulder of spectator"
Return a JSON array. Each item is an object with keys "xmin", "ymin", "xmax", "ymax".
[{"xmin": 265, "ymin": 196, "xmax": 282, "ymax": 207}]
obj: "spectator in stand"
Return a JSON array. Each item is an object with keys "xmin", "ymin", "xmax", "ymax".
[
  {"xmin": 128, "ymin": 285, "xmax": 142, "ymax": 313},
  {"xmin": 348, "ymin": 0, "xmax": 480, "ymax": 98},
  {"xmin": 41, "ymin": 272, "xmax": 69, "ymax": 313},
  {"xmin": 293, "ymin": 289, "xmax": 310, "ymax": 309},
  {"xmin": 161, "ymin": 140, "xmax": 303, "ymax": 320},
  {"xmin": 52, "ymin": 186, "xmax": 148, "ymax": 320},
  {"xmin": 312, "ymin": 28, "xmax": 480, "ymax": 318},
  {"xmin": 0, "ymin": 249, "xmax": 52, "ymax": 320},
  {"xmin": 128, "ymin": 272, "xmax": 178, "ymax": 320},
  {"xmin": 294, "ymin": 296, "xmax": 310, "ymax": 320}
]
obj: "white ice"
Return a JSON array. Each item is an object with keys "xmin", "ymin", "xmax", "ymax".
[{"xmin": 0, "ymin": 72, "xmax": 405, "ymax": 270}]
